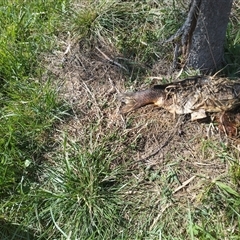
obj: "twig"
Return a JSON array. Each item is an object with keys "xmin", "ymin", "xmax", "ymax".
[
  {"xmin": 63, "ymin": 31, "xmax": 72, "ymax": 55},
  {"xmin": 147, "ymin": 76, "xmax": 163, "ymax": 80},
  {"xmin": 95, "ymin": 47, "xmax": 129, "ymax": 72},
  {"xmin": 173, "ymin": 175, "xmax": 196, "ymax": 194},
  {"xmin": 149, "ymin": 203, "xmax": 172, "ymax": 231},
  {"xmin": 81, "ymin": 80, "xmax": 103, "ymax": 120}
]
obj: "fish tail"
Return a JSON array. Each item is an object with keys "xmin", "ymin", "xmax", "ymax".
[{"xmin": 118, "ymin": 89, "xmax": 163, "ymax": 114}]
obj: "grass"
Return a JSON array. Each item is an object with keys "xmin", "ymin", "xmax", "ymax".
[
  {"xmin": 0, "ymin": 0, "xmax": 69, "ymax": 221},
  {"xmin": 1, "ymin": 0, "xmax": 240, "ymax": 239},
  {"xmin": 71, "ymin": 0, "xmax": 187, "ymax": 78},
  {"xmin": 225, "ymin": 0, "xmax": 240, "ymax": 76}
]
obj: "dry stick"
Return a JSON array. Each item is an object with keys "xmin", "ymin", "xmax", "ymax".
[
  {"xmin": 147, "ymin": 76, "xmax": 163, "ymax": 80},
  {"xmin": 64, "ymin": 43, "xmax": 71, "ymax": 55},
  {"xmin": 149, "ymin": 203, "xmax": 172, "ymax": 231},
  {"xmin": 108, "ymin": 77, "xmax": 120, "ymax": 95},
  {"xmin": 173, "ymin": 175, "xmax": 196, "ymax": 194},
  {"xmin": 95, "ymin": 47, "xmax": 129, "ymax": 72},
  {"xmin": 63, "ymin": 31, "xmax": 72, "ymax": 55}
]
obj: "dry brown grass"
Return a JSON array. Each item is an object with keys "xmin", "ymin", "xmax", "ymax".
[
  {"xmin": 45, "ymin": 34, "xmax": 240, "ymax": 205},
  {"xmin": 34, "ymin": 0, "xmax": 239, "ymax": 235},
  {"xmin": 38, "ymin": 3, "xmax": 240, "ymax": 237}
]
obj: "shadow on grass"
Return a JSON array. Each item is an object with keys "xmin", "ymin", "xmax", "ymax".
[{"xmin": 0, "ymin": 219, "xmax": 44, "ymax": 240}]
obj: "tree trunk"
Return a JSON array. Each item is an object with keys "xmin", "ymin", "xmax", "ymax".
[
  {"xmin": 186, "ymin": 0, "xmax": 233, "ymax": 73},
  {"xmin": 169, "ymin": 0, "xmax": 233, "ymax": 73}
]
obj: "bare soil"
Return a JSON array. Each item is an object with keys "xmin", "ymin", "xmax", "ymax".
[{"xmin": 44, "ymin": 37, "xmax": 240, "ymax": 205}]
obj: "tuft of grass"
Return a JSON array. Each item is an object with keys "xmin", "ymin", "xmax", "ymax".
[
  {"xmin": 3, "ymin": 131, "xmax": 128, "ymax": 239},
  {"xmin": 0, "ymin": 0, "xmax": 68, "ymax": 234},
  {"xmin": 71, "ymin": 0, "xmax": 187, "ymax": 76},
  {"xmin": 190, "ymin": 180, "xmax": 240, "ymax": 239}
]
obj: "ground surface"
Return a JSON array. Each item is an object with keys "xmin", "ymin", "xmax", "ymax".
[
  {"xmin": 40, "ymin": 1, "xmax": 240, "ymax": 237},
  {"xmin": 1, "ymin": 1, "xmax": 240, "ymax": 238},
  {"xmin": 45, "ymin": 38, "xmax": 240, "ymax": 207}
]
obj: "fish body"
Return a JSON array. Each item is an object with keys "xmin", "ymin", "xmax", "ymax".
[{"xmin": 119, "ymin": 76, "xmax": 240, "ymax": 120}]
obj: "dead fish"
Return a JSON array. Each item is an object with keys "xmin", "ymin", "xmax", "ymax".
[{"xmin": 119, "ymin": 76, "xmax": 240, "ymax": 121}]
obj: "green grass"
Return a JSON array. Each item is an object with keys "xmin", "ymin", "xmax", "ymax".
[
  {"xmin": 1, "ymin": 0, "xmax": 240, "ymax": 239},
  {"xmin": 0, "ymin": 0, "xmax": 69, "ymax": 211},
  {"xmin": 71, "ymin": 0, "xmax": 187, "ymax": 78},
  {"xmin": 225, "ymin": 1, "xmax": 240, "ymax": 76},
  {"xmin": 15, "ymin": 133, "xmax": 126, "ymax": 239}
]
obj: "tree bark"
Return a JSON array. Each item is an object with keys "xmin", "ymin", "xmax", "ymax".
[
  {"xmin": 186, "ymin": 0, "xmax": 233, "ymax": 73},
  {"xmin": 168, "ymin": 0, "xmax": 233, "ymax": 74}
]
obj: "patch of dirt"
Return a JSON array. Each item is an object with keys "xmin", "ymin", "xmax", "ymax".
[{"xmin": 44, "ymin": 37, "xmax": 240, "ymax": 205}]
